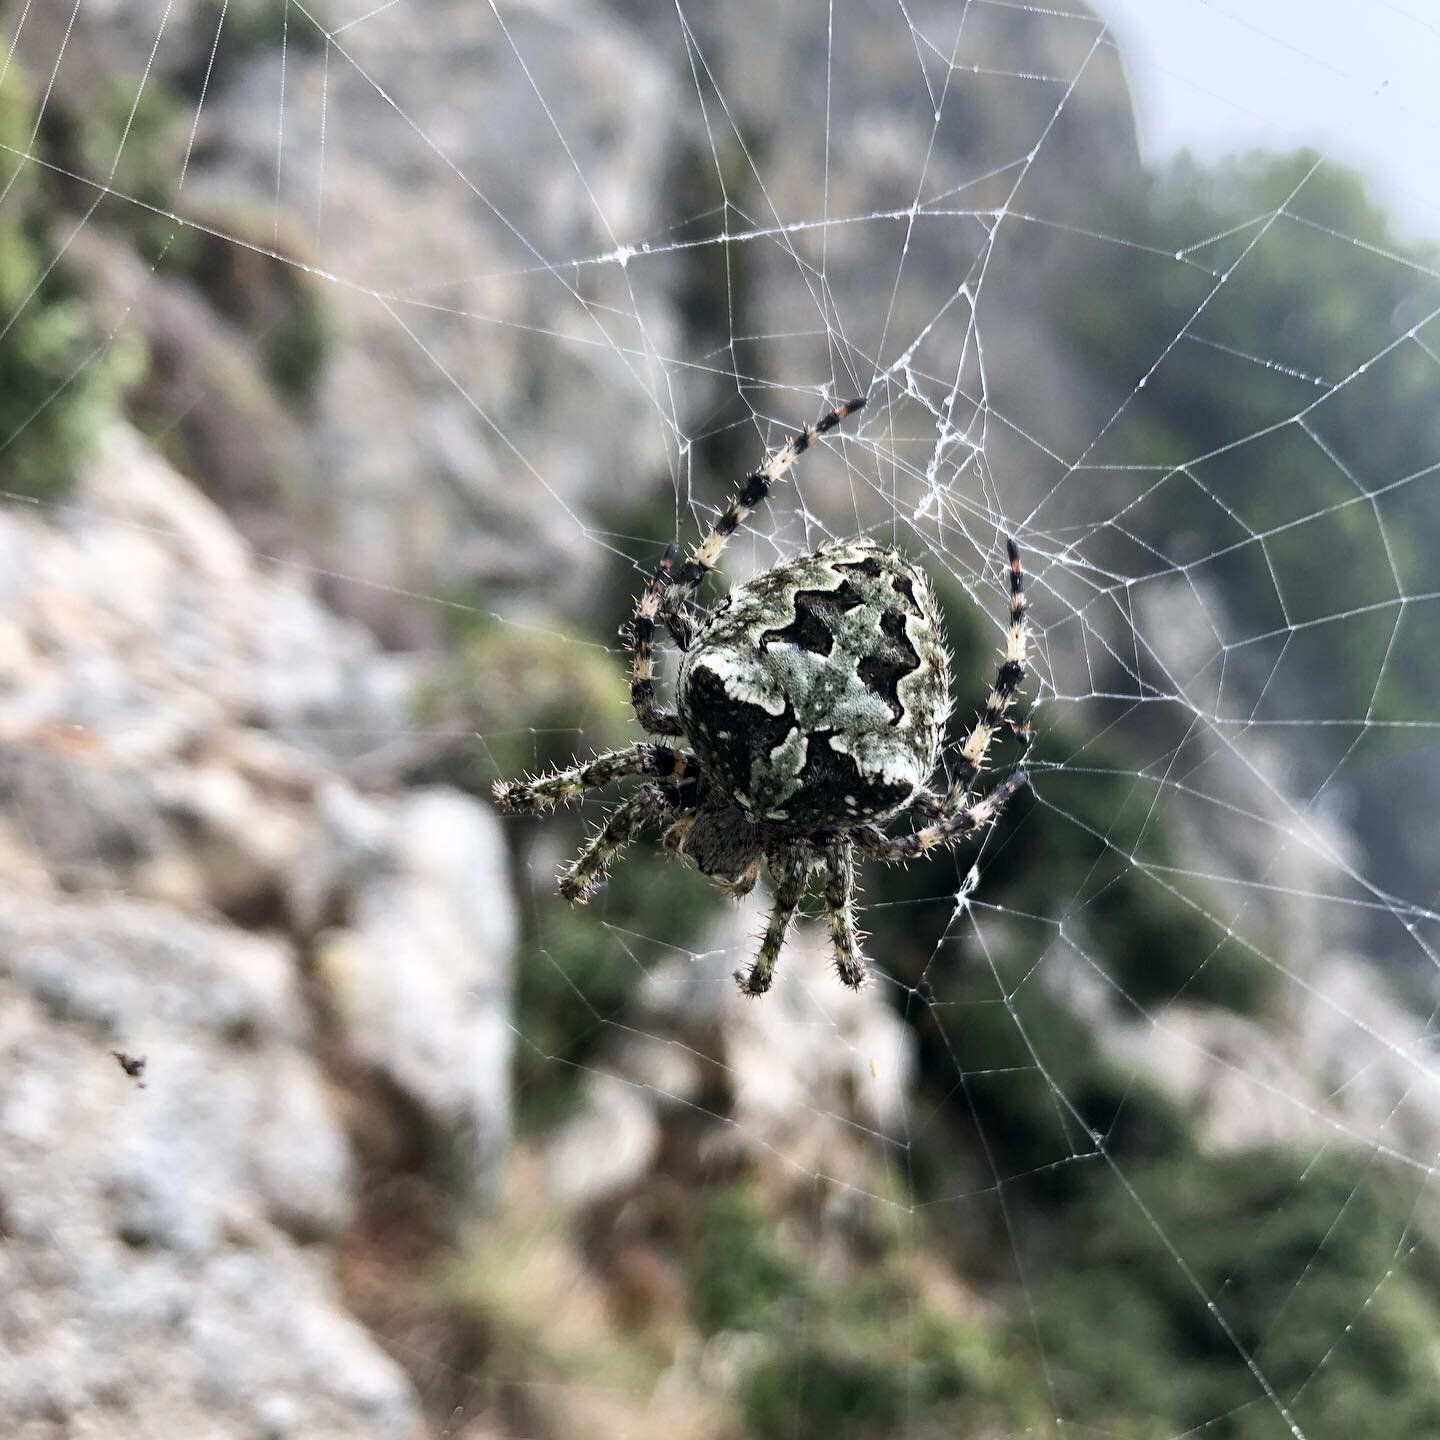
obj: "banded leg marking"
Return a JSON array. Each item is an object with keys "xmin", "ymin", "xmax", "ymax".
[
  {"xmin": 822, "ymin": 840, "xmax": 868, "ymax": 989},
  {"xmin": 661, "ymin": 396, "xmax": 867, "ymax": 629},
  {"xmin": 560, "ymin": 784, "xmax": 673, "ymax": 903},
  {"xmin": 492, "ymin": 742, "xmax": 690, "ymax": 812},
  {"xmin": 738, "ymin": 849, "xmax": 809, "ymax": 996},
  {"xmin": 945, "ymin": 537, "xmax": 1031, "ymax": 806},
  {"xmin": 629, "ymin": 544, "xmax": 686, "ymax": 735},
  {"xmin": 853, "ymin": 768, "xmax": 1029, "ymax": 863}
]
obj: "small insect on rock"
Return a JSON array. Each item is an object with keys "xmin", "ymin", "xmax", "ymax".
[
  {"xmin": 494, "ymin": 396, "xmax": 1034, "ymax": 995},
  {"xmin": 112, "ymin": 1051, "xmax": 148, "ymax": 1088}
]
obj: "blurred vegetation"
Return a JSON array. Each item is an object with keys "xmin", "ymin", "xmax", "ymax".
[
  {"xmin": 40, "ymin": 62, "xmax": 334, "ymax": 406},
  {"xmin": 419, "ymin": 605, "xmax": 724, "ymax": 1130},
  {"xmin": 177, "ymin": 0, "xmax": 329, "ymax": 104},
  {"xmin": 438, "ymin": 1181, "xmax": 680, "ymax": 1435},
  {"xmin": 0, "ymin": 42, "xmax": 332, "ymax": 526},
  {"xmin": 1030, "ymin": 1150, "xmax": 1440, "ymax": 1438},
  {"xmin": 166, "ymin": 214, "xmax": 334, "ymax": 405},
  {"xmin": 691, "ymin": 1185, "xmax": 1049, "ymax": 1439},
  {"xmin": 0, "ymin": 63, "xmax": 138, "ymax": 500},
  {"xmin": 1058, "ymin": 150, "xmax": 1440, "ymax": 728},
  {"xmin": 514, "ymin": 846, "xmax": 719, "ymax": 1131}
]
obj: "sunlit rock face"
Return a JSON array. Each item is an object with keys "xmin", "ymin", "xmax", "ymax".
[
  {"xmin": 0, "ymin": 891, "xmax": 421, "ymax": 1440},
  {"xmin": 0, "ymin": 425, "xmax": 518, "ymax": 1436}
]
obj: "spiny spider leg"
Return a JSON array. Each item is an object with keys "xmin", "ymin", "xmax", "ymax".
[
  {"xmin": 738, "ymin": 849, "xmax": 809, "ymax": 996},
  {"xmin": 852, "ymin": 767, "xmax": 1029, "ymax": 862},
  {"xmin": 943, "ymin": 537, "xmax": 1029, "ymax": 807},
  {"xmin": 915, "ymin": 719, "xmax": 1033, "ymax": 819},
  {"xmin": 560, "ymin": 783, "xmax": 675, "ymax": 903},
  {"xmin": 821, "ymin": 840, "xmax": 868, "ymax": 989},
  {"xmin": 661, "ymin": 396, "xmax": 867, "ymax": 630},
  {"xmin": 492, "ymin": 741, "xmax": 692, "ymax": 812},
  {"xmin": 629, "ymin": 543, "xmax": 687, "ymax": 734}
]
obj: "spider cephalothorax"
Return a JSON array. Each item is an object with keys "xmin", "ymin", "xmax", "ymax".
[{"xmin": 494, "ymin": 397, "xmax": 1033, "ymax": 995}]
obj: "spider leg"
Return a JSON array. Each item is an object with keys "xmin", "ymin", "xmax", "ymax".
[
  {"xmin": 821, "ymin": 840, "xmax": 868, "ymax": 989},
  {"xmin": 628, "ymin": 545, "xmax": 688, "ymax": 734},
  {"xmin": 853, "ymin": 767, "xmax": 1028, "ymax": 862},
  {"xmin": 737, "ymin": 849, "xmax": 808, "ymax": 996},
  {"xmin": 910, "ymin": 788, "xmax": 948, "ymax": 819},
  {"xmin": 559, "ymin": 783, "xmax": 674, "ymax": 903},
  {"xmin": 661, "ymin": 396, "xmax": 867, "ymax": 630},
  {"xmin": 493, "ymin": 742, "xmax": 692, "ymax": 812},
  {"xmin": 943, "ymin": 537, "xmax": 1030, "ymax": 807},
  {"xmin": 722, "ymin": 856, "xmax": 763, "ymax": 899}
]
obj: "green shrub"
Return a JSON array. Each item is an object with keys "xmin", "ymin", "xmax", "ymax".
[
  {"xmin": 1028, "ymin": 1149, "xmax": 1440, "ymax": 1438},
  {"xmin": 0, "ymin": 64, "xmax": 134, "ymax": 500},
  {"xmin": 690, "ymin": 1187, "xmax": 808, "ymax": 1335}
]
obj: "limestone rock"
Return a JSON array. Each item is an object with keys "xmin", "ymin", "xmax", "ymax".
[
  {"xmin": 0, "ymin": 891, "xmax": 421, "ymax": 1440},
  {"xmin": 315, "ymin": 788, "xmax": 518, "ymax": 1203}
]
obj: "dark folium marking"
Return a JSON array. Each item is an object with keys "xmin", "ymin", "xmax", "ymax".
[
  {"xmin": 759, "ymin": 580, "xmax": 865, "ymax": 657},
  {"xmin": 762, "ymin": 599, "xmax": 833, "ymax": 657},
  {"xmin": 857, "ymin": 609, "xmax": 921, "ymax": 723},
  {"xmin": 789, "ymin": 728, "xmax": 912, "ymax": 827},
  {"xmin": 682, "ymin": 666, "xmax": 796, "ymax": 799},
  {"xmin": 891, "ymin": 573, "xmax": 920, "ymax": 613},
  {"xmin": 835, "ymin": 555, "xmax": 884, "ymax": 579}
]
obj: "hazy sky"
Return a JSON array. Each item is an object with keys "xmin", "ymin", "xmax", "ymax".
[{"xmin": 1097, "ymin": 0, "xmax": 1440, "ymax": 240}]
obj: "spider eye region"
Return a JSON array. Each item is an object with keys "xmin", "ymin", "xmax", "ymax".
[{"xmin": 676, "ymin": 540, "xmax": 950, "ymax": 829}]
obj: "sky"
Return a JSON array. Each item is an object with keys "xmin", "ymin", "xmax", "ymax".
[{"xmin": 1096, "ymin": 0, "xmax": 1440, "ymax": 241}]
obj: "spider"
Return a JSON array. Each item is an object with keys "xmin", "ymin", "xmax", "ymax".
[{"xmin": 494, "ymin": 397, "xmax": 1033, "ymax": 996}]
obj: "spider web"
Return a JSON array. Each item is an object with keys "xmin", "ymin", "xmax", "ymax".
[{"xmin": 4, "ymin": 2, "xmax": 1440, "ymax": 1438}]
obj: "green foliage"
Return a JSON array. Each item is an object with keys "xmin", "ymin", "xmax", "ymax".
[
  {"xmin": 424, "ymin": 610, "xmax": 723, "ymax": 1129},
  {"xmin": 418, "ymin": 611, "xmax": 634, "ymax": 789},
  {"xmin": 742, "ymin": 1312, "xmax": 1040, "ymax": 1440},
  {"xmin": 516, "ymin": 845, "xmax": 717, "ymax": 1130},
  {"xmin": 742, "ymin": 1343, "xmax": 910, "ymax": 1440},
  {"xmin": 211, "ymin": 0, "xmax": 329, "ymax": 59},
  {"xmin": 689, "ymin": 1187, "xmax": 807, "ymax": 1334},
  {"xmin": 166, "ymin": 214, "xmax": 335, "ymax": 406},
  {"xmin": 911, "ymin": 965, "xmax": 1197, "ymax": 1215},
  {"xmin": 436, "ymin": 1185, "xmax": 677, "ymax": 1436},
  {"xmin": 177, "ymin": 0, "xmax": 329, "ymax": 102},
  {"xmin": 61, "ymin": 76, "xmax": 188, "ymax": 256},
  {"xmin": 687, "ymin": 1186, "xmax": 1050, "ymax": 1439},
  {"xmin": 41, "ymin": 61, "xmax": 334, "ymax": 409},
  {"xmin": 1028, "ymin": 1150, "xmax": 1440, "ymax": 1438},
  {"xmin": 1053, "ymin": 150, "xmax": 1440, "ymax": 728},
  {"xmin": 0, "ymin": 67, "xmax": 135, "ymax": 500},
  {"xmin": 1010, "ymin": 757, "xmax": 1275, "ymax": 1016},
  {"xmin": 266, "ymin": 284, "xmax": 331, "ymax": 401}
]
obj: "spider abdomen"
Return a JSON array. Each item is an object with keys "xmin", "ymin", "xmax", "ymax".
[{"xmin": 677, "ymin": 539, "xmax": 951, "ymax": 828}]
